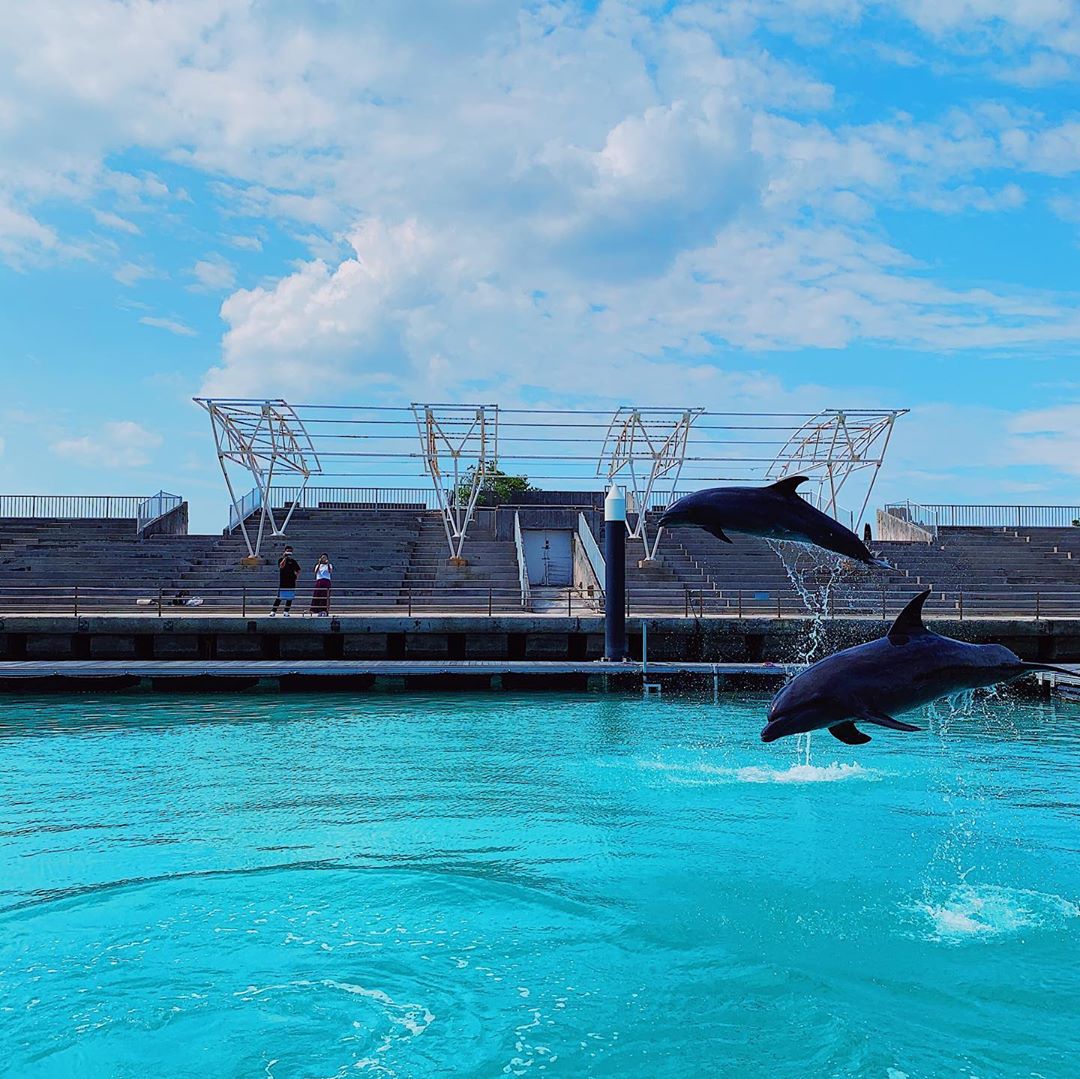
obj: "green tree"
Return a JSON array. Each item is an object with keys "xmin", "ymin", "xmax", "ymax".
[{"xmin": 457, "ymin": 462, "xmax": 535, "ymax": 506}]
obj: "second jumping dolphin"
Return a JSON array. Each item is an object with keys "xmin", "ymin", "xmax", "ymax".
[{"xmin": 761, "ymin": 589, "xmax": 1073, "ymax": 745}]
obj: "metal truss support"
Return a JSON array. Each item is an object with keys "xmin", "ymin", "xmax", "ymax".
[
  {"xmin": 195, "ymin": 398, "xmax": 321, "ymax": 559},
  {"xmin": 598, "ymin": 407, "xmax": 703, "ymax": 561},
  {"xmin": 768, "ymin": 409, "xmax": 904, "ymax": 528},
  {"xmin": 411, "ymin": 403, "xmax": 498, "ymax": 562}
]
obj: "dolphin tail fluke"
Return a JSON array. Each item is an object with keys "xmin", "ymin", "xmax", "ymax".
[{"xmin": 829, "ymin": 722, "xmax": 871, "ymax": 745}]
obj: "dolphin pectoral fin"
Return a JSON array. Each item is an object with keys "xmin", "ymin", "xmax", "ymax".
[
  {"xmin": 829, "ymin": 722, "xmax": 872, "ymax": 745},
  {"xmin": 858, "ymin": 709, "xmax": 921, "ymax": 733},
  {"xmin": 704, "ymin": 523, "xmax": 734, "ymax": 544}
]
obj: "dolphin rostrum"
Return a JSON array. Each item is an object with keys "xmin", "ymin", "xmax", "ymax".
[
  {"xmin": 761, "ymin": 589, "xmax": 1073, "ymax": 745},
  {"xmin": 657, "ymin": 476, "xmax": 888, "ymax": 567}
]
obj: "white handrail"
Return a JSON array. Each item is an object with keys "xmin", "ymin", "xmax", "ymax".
[
  {"xmin": 513, "ymin": 511, "xmax": 531, "ymax": 609},
  {"xmin": 577, "ymin": 512, "xmax": 605, "ymax": 591}
]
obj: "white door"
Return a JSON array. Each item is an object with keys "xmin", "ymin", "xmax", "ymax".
[{"xmin": 523, "ymin": 530, "xmax": 573, "ymax": 586}]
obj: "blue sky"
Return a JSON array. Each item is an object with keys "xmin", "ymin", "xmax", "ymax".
[{"xmin": 1, "ymin": 0, "xmax": 1079, "ymax": 532}]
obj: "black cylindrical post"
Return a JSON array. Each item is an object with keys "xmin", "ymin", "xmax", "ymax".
[{"xmin": 604, "ymin": 485, "xmax": 627, "ymax": 661}]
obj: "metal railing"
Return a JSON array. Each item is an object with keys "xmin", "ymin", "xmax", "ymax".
[
  {"xmin": 268, "ymin": 486, "xmax": 436, "ymax": 510},
  {"xmin": 0, "ymin": 583, "xmax": 1076, "ymax": 619},
  {"xmin": 228, "ymin": 486, "xmax": 438, "ymax": 531},
  {"xmin": 0, "ymin": 494, "xmax": 146, "ymax": 520},
  {"xmin": 886, "ymin": 502, "xmax": 1080, "ymax": 531},
  {"xmin": 513, "ymin": 511, "xmax": 531, "ymax": 610},
  {"xmin": 136, "ymin": 491, "xmax": 183, "ymax": 534},
  {"xmin": 228, "ymin": 488, "xmax": 263, "ymax": 532}
]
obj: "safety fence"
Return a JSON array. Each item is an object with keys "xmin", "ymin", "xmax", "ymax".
[
  {"xmin": 886, "ymin": 502, "xmax": 1080, "ymax": 532},
  {"xmin": 229, "ymin": 487, "xmax": 438, "ymax": 530},
  {"xmin": 0, "ymin": 584, "xmax": 1076, "ymax": 619},
  {"xmin": 0, "ymin": 495, "xmax": 147, "ymax": 520}
]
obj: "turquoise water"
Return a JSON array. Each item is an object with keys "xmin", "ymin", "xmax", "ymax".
[{"xmin": 1, "ymin": 689, "xmax": 1078, "ymax": 1078}]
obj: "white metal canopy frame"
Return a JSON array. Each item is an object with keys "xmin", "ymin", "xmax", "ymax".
[
  {"xmin": 766, "ymin": 409, "xmax": 904, "ymax": 529},
  {"xmin": 193, "ymin": 398, "xmax": 908, "ymax": 562},
  {"xmin": 410, "ymin": 402, "xmax": 499, "ymax": 561},
  {"xmin": 598, "ymin": 407, "xmax": 704, "ymax": 561},
  {"xmin": 195, "ymin": 398, "xmax": 321, "ymax": 558}
]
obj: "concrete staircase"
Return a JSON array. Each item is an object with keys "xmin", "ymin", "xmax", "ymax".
[{"xmin": 400, "ymin": 514, "xmax": 523, "ymax": 611}]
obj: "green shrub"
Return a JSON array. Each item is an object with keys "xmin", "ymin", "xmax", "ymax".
[{"xmin": 456, "ymin": 462, "xmax": 535, "ymax": 506}]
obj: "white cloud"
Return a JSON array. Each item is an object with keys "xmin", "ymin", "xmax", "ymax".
[
  {"xmin": 226, "ymin": 233, "xmax": 263, "ymax": 251},
  {"xmin": 0, "ymin": 200, "xmax": 64, "ymax": 268},
  {"xmin": 190, "ymin": 255, "xmax": 236, "ymax": 292},
  {"xmin": 1007, "ymin": 404, "xmax": 1080, "ymax": 477},
  {"xmin": 91, "ymin": 208, "xmax": 141, "ymax": 235},
  {"xmin": 201, "ymin": 210, "xmax": 1080, "ymax": 402},
  {"xmin": 51, "ymin": 420, "xmax": 163, "ymax": 469},
  {"xmin": 140, "ymin": 315, "xmax": 197, "ymax": 337},
  {"xmin": 114, "ymin": 261, "xmax": 155, "ymax": 287},
  {"xmin": 1, "ymin": 0, "xmax": 1079, "ymax": 452}
]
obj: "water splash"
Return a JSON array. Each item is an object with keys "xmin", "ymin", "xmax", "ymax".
[
  {"xmin": 925, "ymin": 685, "xmax": 1007, "ymax": 738},
  {"xmin": 766, "ymin": 540, "xmax": 861, "ymax": 767},
  {"xmin": 911, "ymin": 883, "xmax": 1080, "ymax": 943},
  {"xmin": 636, "ymin": 758, "xmax": 879, "ymax": 784}
]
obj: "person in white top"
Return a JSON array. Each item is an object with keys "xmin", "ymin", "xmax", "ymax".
[{"xmin": 309, "ymin": 553, "xmax": 333, "ymax": 616}]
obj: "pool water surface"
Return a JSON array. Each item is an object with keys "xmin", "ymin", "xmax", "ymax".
[{"xmin": 1, "ymin": 690, "xmax": 1077, "ymax": 1078}]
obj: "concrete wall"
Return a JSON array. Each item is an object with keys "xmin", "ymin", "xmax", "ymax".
[
  {"xmin": 494, "ymin": 505, "xmax": 602, "ymax": 541},
  {"xmin": 876, "ymin": 508, "xmax": 934, "ymax": 543},
  {"xmin": 573, "ymin": 534, "xmax": 603, "ymax": 595},
  {"xmin": 2, "ymin": 612, "xmax": 1078, "ymax": 664},
  {"xmin": 140, "ymin": 501, "xmax": 189, "ymax": 538}
]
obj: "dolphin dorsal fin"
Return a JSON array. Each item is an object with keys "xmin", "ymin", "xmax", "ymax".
[
  {"xmin": 887, "ymin": 589, "xmax": 932, "ymax": 645},
  {"xmin": 766, "ymin": 475, "xmax": 810, "ymax": 498}
]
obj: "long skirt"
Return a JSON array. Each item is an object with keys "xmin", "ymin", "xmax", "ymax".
[{"xmin": 310, "ymin": 579, "xmax": 332, "ymax": 614}]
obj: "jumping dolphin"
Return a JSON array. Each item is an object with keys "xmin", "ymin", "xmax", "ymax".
[
  {"xmin": 761, "ymin": 589, "xmax": 1073, "ymax": 745},
  {"xmin": 657, "ymin": 476, "xmax": 888, "ymax": 567}
]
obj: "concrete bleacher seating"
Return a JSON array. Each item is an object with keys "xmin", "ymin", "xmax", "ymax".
[
  {"xmin": 612, "ymin": 514, "xmax": 1080, "ymax": 617},
  {"xmin": 0, "ymin": 519, "xmax": 229, "ymax": 603},
  {"xmin": 180, "ymin": 508, "xmax": 423, "ymax": 610},
  {"xmin": 1, "ymin": 508, "xmax": 1078, "ymax": 616},
  {"xmin": 0, "ymin": 506, "xmax": 525, "ymax": 613}
]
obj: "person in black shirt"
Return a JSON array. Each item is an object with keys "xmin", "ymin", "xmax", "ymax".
[{"xmin": 271, "ymin": 546, "xmax": 301, "ymax": 616}]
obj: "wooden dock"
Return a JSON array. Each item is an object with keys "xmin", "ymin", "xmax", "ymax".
[
  {"xmin": 1048, "ymin": 668, "xmax": 1080, "ymax": 701},
  {"xmin": 0, "ymin": 659, "xmax": 801, "ymax": 688}
]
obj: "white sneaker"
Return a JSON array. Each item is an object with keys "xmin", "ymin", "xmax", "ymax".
[
  {"xmin": 283, "ymin": 610, "xmax": 291, "ymax": 617},
  {"xmin": 269, "ymin": 609, "xmax": 277, "ymax": 616}
]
